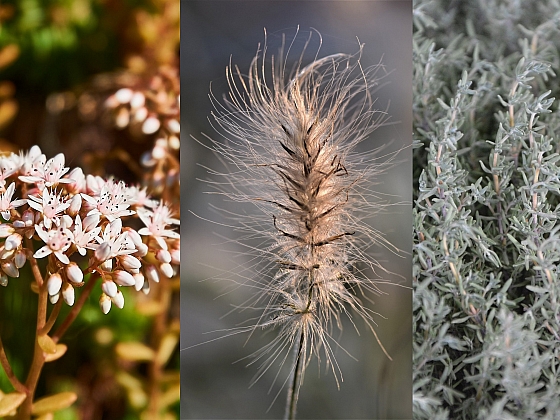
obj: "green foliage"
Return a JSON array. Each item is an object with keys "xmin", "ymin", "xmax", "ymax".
[
  {"xmin": 413, "ymin": 1, "xmax": 560, "ymax": 418},
  {"xmin": 0, "ymin": 0, "xmax": 161, "ymax": 93}
]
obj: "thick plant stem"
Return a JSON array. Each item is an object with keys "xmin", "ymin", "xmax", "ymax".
[
  {"xmin": 17, "ymin": 267, "xmax": 98, "ymax": 419},
  {"xmin": 285, "ymin": 330, "xmax": 305, "ymax": 420},
  {"xmin": 18, "ymin": 280, "xmax": 48, "ymax": 420}
]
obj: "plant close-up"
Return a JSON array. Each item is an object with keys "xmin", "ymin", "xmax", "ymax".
[
  {"xmin": 183, "ymin": 2, "xmax": 412, "ymax": 419},
  {"xmin": 413, "ymin": 1, "xmax": 560, "ymax": 418},
  {"xmin": 0, "ymin": 1, "xmax": 180, "ymax": 419},
  {"xmin": 205, "ymin": 30, "xmax": 401, "ymax": 420}
]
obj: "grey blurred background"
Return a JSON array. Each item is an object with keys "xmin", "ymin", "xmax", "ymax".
[{"xmin": 181, "ymin": 1, "xmax": 412, "ymax": 418}]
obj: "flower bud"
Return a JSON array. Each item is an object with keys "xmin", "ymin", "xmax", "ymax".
[
  {"xmin": 152, "ymin": 144, "xmax": 166, "ymax": 160},
  {"xmin": 86, "ymin": 174, "xmax": 104, "ymax": 194},
  {"xmin": 113, "ymin": 270, "xmax": 135, "ymax": 287},
  {"xmin": 105, "ymin": 94, "xmax": 119, "ymax": 108},
  {"xmin": 133, "ymin": 106, "xmax": 148, "ymax": 122},
  {"xmin": 156, "ymin": 249, "xmax": 171, "ymax": 264},
  {"xmin": 125, "ymin": 228, "xmax": 143, "ymax": 247},
  {"xmin": 49, "ymin": 293, "xmax": 60, "ymax": 304},
  {"xmin": 135, "ymin": 243, "xmax": 149, "ymax": 257},
  {"xmin": 112, "ymin": 290, "xmax": 125, "ymax": 309},
  {"xmin": 14, "ymin": 250, "xmax": 26, "ymax": 268},
  {"xmin": 170, "ymin": 248, "xmax": 180, "ymax": 265},
  {"xmin": 47, "ymin": 273, "xmax": 63, "ymax": 296},
  {"xmin": 0, "ymin": 273, "xmax": 8, "ymax": 287},
  {"xmin": 142, "ymin": 116, "xmax": 161, "ymax": 135},
  {"xmin": 100, "ymin": 293, "xmax": 112, "ymax": 314},
  {"xmin": 100, "ymin": 259, "xmax": 113, "ymax": 271},
  {"xmin": 2, "ymin": 262, "xmax": 19, "ymax": 278},
  {"xmin": 142, "ymin": 279, "xmax": 151, "ymax": 295},
  {"xmin": 62, "ymin": 283, "xmax": 75, "ymax": 306},
  {"xmin": 168, "ymin": 135, "xmax": 180, "ymax": 150},
  {"xmin": 121, "ymin": 254, "xmax": 142, "ymax": 271},
  {"xmin": 167, "ymin": 119, "xmax": 180, "ymax": 134},
  {"xmin": 102, "ymin": 280, "xmax": 118, "ymax": 298},
  {"xmin": 60, "ymin": 215, "xmax": 73, "ymax": 228},
  {"xmin": 68, "ymin": 194, "xmax": 82, "ymax": 216},
  {"xmin": 133, "ymin": 272, "xmax": 145, "ymax": 291},
  {"xmin": 115, "ymin": 88, "xmax": 133, "ymax": 104},
  {"xmin": 95, "ymin": 243, "xmax": 111, "ymax": 262},
  {"xmin": 4, "ymin": 233, "xmax": 22, "ymax": 251},
  {"xmin": 0, "ymin": 224, "xmax": 15, "ymax": 238},
  {"xmin": 22, "ymin": 209, "xmax": 34, "ymax": 225},
  {"xmin": 66, "ymin": 263, "xmax": 84, "ymax": 284},
  {"xmin": 116, "ymin": 107, "xmax": 130, "ymax": 128},
  {"xmin": 66, "ymin": 167, "xmax": 86, "ymax": 193},
  {"xmin": 12, "ymin": 220, "xmax": 25, "ymax": 228},
  {"xmin": 144, "ymin": 265, "xmax": 159, "ymax": 283},
  {"xmin": 0, "ymin": 247, "xmax": 14, "ymax": 260},
  {"xmin": 130, "ymin": 92, "xmax": 145, "ymax": 109},
  {"xmin": 160, "ymin": 263, "xmax": 174, "ymax": 278},
  {"xmin": 83, "ymin": 214, "xmax": 100, "ymax": 231}
]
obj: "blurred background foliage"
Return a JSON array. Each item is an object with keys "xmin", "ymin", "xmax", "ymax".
[{"xmin": 0, "ymin": 0, "xmax": 179, "ymax": 419}]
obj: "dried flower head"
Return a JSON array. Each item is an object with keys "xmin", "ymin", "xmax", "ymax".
[{"xmin": 204, "ymin": 29, "xmax": 400, "ymax": 416}]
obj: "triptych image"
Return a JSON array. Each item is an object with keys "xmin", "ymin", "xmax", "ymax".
[{"xmin": 0, "ymin": 1, "xmax": 559, "ymax": 419}]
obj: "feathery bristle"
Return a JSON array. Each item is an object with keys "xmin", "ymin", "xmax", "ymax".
[{"xmin": 206, "ymin": 28, "xmax": 399, "ymax": 415}]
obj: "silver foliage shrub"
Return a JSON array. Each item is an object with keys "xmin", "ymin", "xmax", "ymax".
[{"xmin": 413, "ymin": 1, "xmax": 560, "ymax": 419}]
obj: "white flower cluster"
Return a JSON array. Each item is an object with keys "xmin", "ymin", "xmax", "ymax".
[
  {"xmin": 0, "ymin": 146, "xmax": 180, "ymax": 313},
  {"xmin": 104, "ymin": 67, "xmax": 180, "ymax": 172}
]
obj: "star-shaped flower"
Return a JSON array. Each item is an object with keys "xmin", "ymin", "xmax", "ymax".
[
  {"xmin": 20, "ymin": 153, "xmax": 72, "ymax": 190},
  {"xmin": 137, "ymin": 202, "xmax": 179, "ymax": 250},
  {"xmin": 27, "ymin": 188, "xmax": 70, "ymax": 229},
  {"xmin": 82, "ymin": 179, "xmax": 135, "ymax": 222},
  {"xmin": 34, "ymin": 224, "xmax": 74, "ymax": 264},
  {"xmin": 72, "ymin": 214, "xmax": 101, "ymax": 256},
  {"xmin": 0, "ymin": 182, "xmax": 27, "ymax": 220}
]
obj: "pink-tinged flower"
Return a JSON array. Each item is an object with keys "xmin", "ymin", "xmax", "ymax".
[
  {"xmin": 0, "ymin": 156, "xmax": 19, "ymax": 190},
  {"xmin": 127, "ymin": 185, "xmax": 157, "ymax": 208},
  {"xmin": 15, "ymin": 145, "xmax": 43, "ymax": 171},
  {"xmin": 18, "ymin": 146, "xmax": 46, "ymax": 178},
  {"xmin": 0, "ymin": 183, "xmax": 26, "ymax": 221},
  {"xmin": 72, "ymin": 214, "xmax": 101, "ymax": 256},
  {"xmin": 137, "ymin": 202, "xmax": 179, "ymax": 250},
  {"xmin": 82, "ymin": 179, "xmax": 135, "ymax": 222},
  {"xmin": 27, "ymin": 188, "xmax": 70, "ymax": 229},
  {"xmin": 93, "ymin": 218, "xmax": 136, "ymax": 261},
  {"xmin": 85, "ymin": 174, "xmax": 105, "ymax": 195},
  {"xmin": 34, "ymin": 224, "xmax": 74, "ymax": 264},
  {"xmin": 19, "ymin": 153, "xmax": 72, "ymax": 189},
  {"xmin": 65, "ymin": 167, "xmax": 86, "ymax": 194}
]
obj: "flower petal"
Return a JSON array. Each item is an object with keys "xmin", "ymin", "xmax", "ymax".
[{"xmin": 34, "ymin": 246, "xmax": 53, "ymax": 259}]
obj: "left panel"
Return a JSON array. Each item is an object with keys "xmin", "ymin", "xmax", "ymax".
[{"xmin": 0, "ymin": 2, "xmax": 180, "ymax": 418}]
